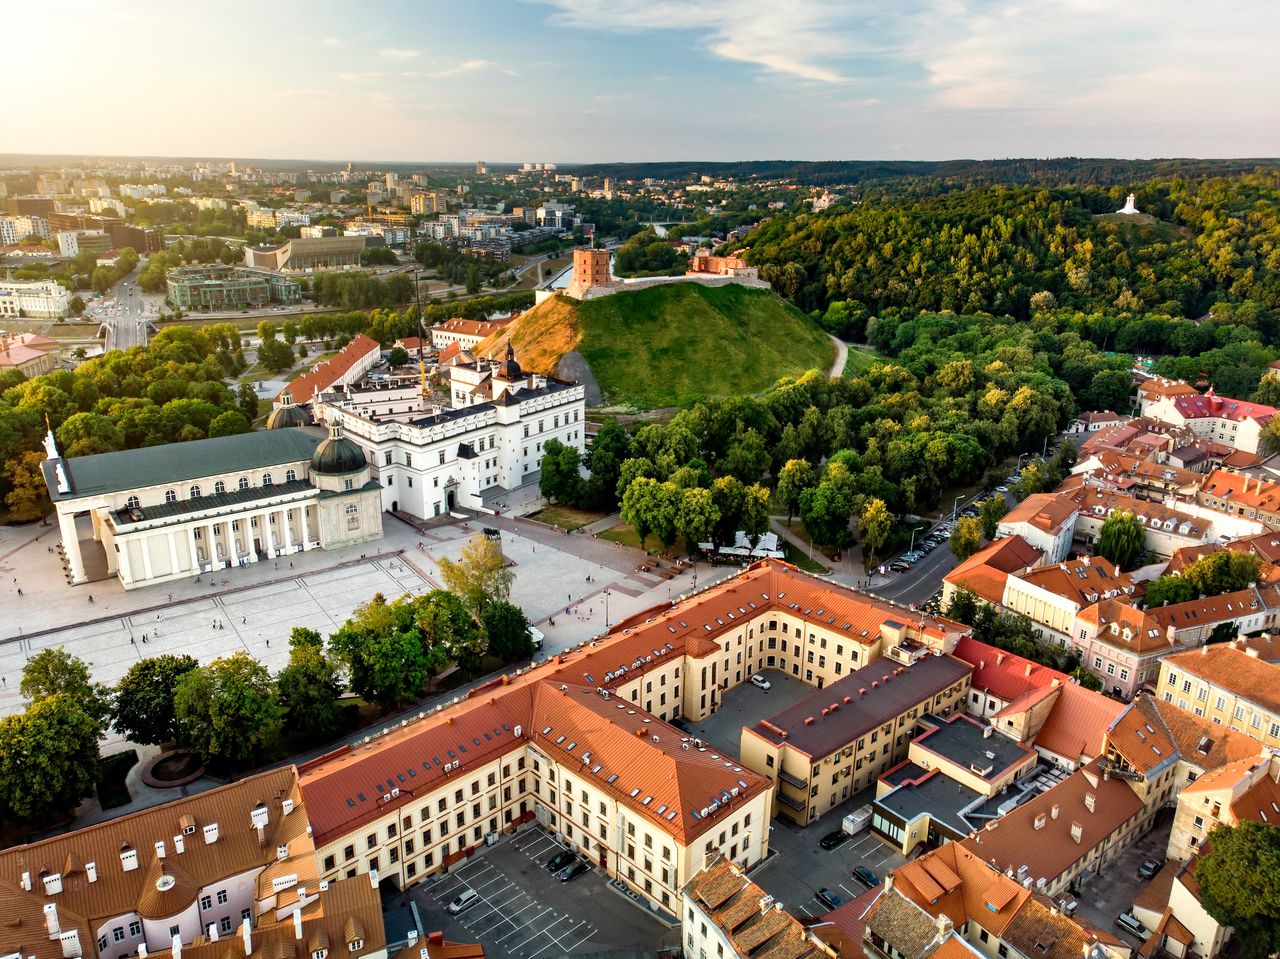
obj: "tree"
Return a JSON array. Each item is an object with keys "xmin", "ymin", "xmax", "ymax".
[
  {"xmin": 1096, "ymin": 511, "xmax": 1145, "ymax": 570},
  {"xmin": 483, "ymin": 600, "xmax": 533, "ymax": 662},
  {"xmin": 539, "ymin": 439, "xmax": 582, "ymax": 505},
  {"xmin": 439, "ymin": 534, "xmax": 513, "ymax": 616},
  {"xmin": 257, "ymin": 338, "xmax": 294, "ymax": 372},
  {"xmin": 741, "ymin": 483, "xmax": 771, "ymax": 549},
  {"xmin": 208, "ymin": 410, "xmax": 251, "ymax": 437},
  {"xmin": 112, "ymin": 655, "xmax": 198, "ymax": 745},
  {"xmin": 583, "ymin": 419, "xmax": 630, "ymax": 509},
  {"xmin": 237, "ymin": 381, "xmax": 260, "ymax": 423},
  {"xmin": 0, "ymin": 694, "xmax": 101, "ymax": 822},
  {"xmin": 949, "ymin": 517, "xmax": 983, "ymax": 561},
  {"xmin": 946, "ymin": 588, "xmax": 979, "ymax": 625},
  {"xmin": 721, "ymin": 429, "xmax": 770, "ymax": 484},
  {"xmin": 776, "ymin": 459, "xmax": 817, "ymax": 523},
  {"xmin": 277, "ymin": 643, "xmax": 343, "ymax": 741},
  {"xmin": 69, "ymin": 294, "xmax": 85, "ymax": 316},
  {"xmin": 387, "ymin": 346, "xmax": 410, "ymax": 367},
  {"xmin": 174, "ymin": 653, "xmax": 282, "ymax": 769},
  {"xmin": 464, "ymin": 264, "xmax": 481, "ymax": 295},
  {"xmin": 677, "ymin": 486, "xmax": 718, "ymax": 548},
  {"xmin": 861, "ymin": 498, "xmax": 892, "ymax": 564},
  {"xmin": 799, "ymin": 481, "xmax": 853, "ymax": 549},
  {"xmin": 979, "ymin": 496, "xmax": 1008, "ymax": 539},
  {"xmin": 21, "ymin": 647, "xmax": 111, "ymax": 733},
  {"xmin": 418, "ymin": 590, "xmax": 485, "ymax": 674},
  {"xmin": 5, "ymin": 451, "xmax": 51, "ymax": 521},
  {"xmin": 621, "ymin": 476, "xmax": 660, "ymax": 549},
  {"xmin": 1195, "ymin": 821, "xmax": 1280, "ymax": 958}
]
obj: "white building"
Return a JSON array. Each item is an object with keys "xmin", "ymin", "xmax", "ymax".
[
  {"xmin": 0, "ymin": 278, "xmax": 70, "ymax": 318},
  {"xmin": 324, "ymin": 347, "xmax": 585, "ymax": 517},
  {"xmin": 1140, "ymin": 381, "xmax": 1276, "ymax": 455},
  {"xmin": 41, "ymin": 418, "xmax": 383, "ymax": 591},
  {"xmin": 0, "ymin": 214, "xmax": 50, "ymax": 243}
]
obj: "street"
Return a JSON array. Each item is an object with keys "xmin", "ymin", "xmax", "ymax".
[{"xmin": 89, "ymin": 266, "xmax": 154, "ymax": 351}]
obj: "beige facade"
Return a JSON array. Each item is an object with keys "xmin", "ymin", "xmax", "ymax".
[{"xmin": 1157, "ymin": 647, "xmax": 1280, "ymax": 748}]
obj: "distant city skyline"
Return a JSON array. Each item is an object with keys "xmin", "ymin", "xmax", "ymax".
[{"xmin": 10, "ymin": 0, "xmax": 1280, "ymax": 162}]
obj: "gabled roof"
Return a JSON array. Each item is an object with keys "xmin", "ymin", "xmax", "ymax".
[
  {"xmin": 1171, "ymin": 389, "xmax": 1276, "ymax": 425},
  {"xmin": 962, "ymin": 762, "xmax": 1143, "ymax": 884},
  {"xmin": 1107, "ymin": 695, "xmax": 1259, "ymax": 776},
  {"xmin": 1032, "ymin": 682, "xmax": 1125, "ymax": 764},
  {"xmin": 684, "ymin": 857, "xmax": 818, "ymax": 959},
  {"xmin": 1165, "ymin": 642, "xmax": 1280, "ymax": 714},
  {"xmin": 998, "ymin": 493, "xmax": 1078, "ymax": 535},
  {"xmin": 945, "ymin": 537, "xmax": 1043, "ymax": 606},
  {"xmin": 277, "ymin": 333, "xmax": 380, "ymax": 404},
  {"xmin": 891, "ymin": 843, "xmax": 1028, "ymax": 938},
  {"xmin": 1011, "ymin": 558, "xmax": 1135, "ymax": 609},
  {"xmin": 952, "ymin": 635, "xmax": 1066, "ymax": 703}
]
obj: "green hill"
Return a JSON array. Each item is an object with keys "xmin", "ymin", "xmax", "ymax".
[
  {"xmin": 577, "ymin": 283, "xmax": 833, "ymax": 408},
  {"xmin": 479, "ymin": 283, "xmax": 834, "ymax": 408}
]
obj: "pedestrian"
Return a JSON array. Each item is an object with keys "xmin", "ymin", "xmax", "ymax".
[
  {"xmin": 16, "ymin": 588, "xmax": 21, "ymax": 596},
  {"xmin": 265, "ymin": 638, "xmax": 270, "ymax": 646},
  {"xmin": 88, "ymin": 594, "xmax": 94, "ymax": 603},
  {"xmin": 167, "ymin": 593, "xmax": 172, "ymax": 602},
  {"xmin": 242, "ymin": 616, "xmax": 246, "ymax": 624}
]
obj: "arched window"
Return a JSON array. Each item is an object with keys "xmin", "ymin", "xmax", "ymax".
[
  {"xmin": 125, "ymin": 495, "xmax": 140, "ymax": 510},
  {"xmin": 238, "ymin": 477, "xmax": 250, "ymax": 491},
  {"xmin": 285, "ymin": 469, "xmax": 297, "ymax": 482},
  {"xmin": 213, "ymin": 481, "xmax": 226, "ymax": 495},
  {"xmin": 262, "ymin": 472, "xmax": 273, "ymax": 487},
  {"xmin": 165, "ymin": 489, "xmax": 177, "ymax": 504},
  {"xmin": 189, "ymin": 485, "xmax": 202, "ymax": 498}
]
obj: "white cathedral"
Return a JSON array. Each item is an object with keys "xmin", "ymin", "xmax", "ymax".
[{"xmin": 43, "ymin": 346, "xmax": 586, "ymax": 590}]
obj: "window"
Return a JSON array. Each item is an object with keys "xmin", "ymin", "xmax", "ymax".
[
  {"xmin": 165, "ymin": 488, "xmax": 177, "ymax": 503},
  {"xmin": 216, "ymin": 890, "xmax": 228, "ymax": 905},
  {"xmin": 323, "ymin": 854, "xmax": 335, "ymax": 871},
  {"xmin": 169, "ymin": 926, "xmax": 180, "ymax": 939},
  {"xmin": 219, "ymin": 918, "xmax": 232, "ymax": 935},
  {"xmin": 125, "ymin": 495, "xmax": 140, "ymax": 509},
  {"xmin": 262, "ymin": 473, "xmax": 273, "ymax": 486},
  {"xmin": 190, "ymin": 485, "xmax": 202, "ymax": 498},
  {"xmin": 113, "ymin": 928, "xmax": 126, "ymax": 943},
  {"xmin": 344, "ymin": 479, "xmax": 354, "ymax": 491},
  {"xmin": 200, "ymin": 894, "xmax": 213, "ymax": 910},
  {"xmin": 128, "ymin": 921, "xmax": 142, "ymax": 937},
  {"xmin": 286, "ymin": 468, "xmax": 297, "ymax": 482}
]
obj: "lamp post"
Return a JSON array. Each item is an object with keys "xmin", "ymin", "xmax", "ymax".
[
  {"xmin": 604, "ymin": 588, "xmax": 611, "ymax": 629},
  {"xmin": 952, "ymin": 494, "xmax": 964, "ymax": 522}
]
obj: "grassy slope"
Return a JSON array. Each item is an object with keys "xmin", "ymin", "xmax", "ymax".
[
  {"xmin": 475, "ymin": 294, "xmax": 581, "ymax": 374},
  {"xmin": 844, "ymin": 345, "xmax": 882, "ymax": 376},
  {"xmin": 577, "ymin": 284, "xmax": 833, "ymax": 408}
]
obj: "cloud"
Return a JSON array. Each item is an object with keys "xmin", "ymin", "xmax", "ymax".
[
  {"xmin": 320, "ymin": 37, "xmax": 343, "ymax": 48},
  {"xmin": 538, "ymin": 0, "xmax": 886, "ymax": 84},
  {"xmin": 428, "ymin": 58, "xmax": 514, "ymax": 78},
  {"xmin": 337, "ymin": 72, "xmax": 386, "ymax": 82},
  {"xmin": 379, "ymin": 48, "xmax": 421, "ymax": 62}
]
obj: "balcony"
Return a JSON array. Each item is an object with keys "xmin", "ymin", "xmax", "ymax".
[
  {"xmin": 776, "ymin": 791, "xmax": 805, "ymax": 812},
  {"xmin": 777, "ymin": 770, "xmax": 807, "ymax": 790}
]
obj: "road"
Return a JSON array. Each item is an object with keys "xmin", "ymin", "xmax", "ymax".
[
  {"xmin": 91, "ymin": 266, "xmax": 153, "ymax": 351},
  {"xmin": 870, "ymin": 540, "xmax": 959, "ymax": 608}
]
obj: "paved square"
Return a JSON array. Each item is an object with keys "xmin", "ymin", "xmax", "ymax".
[{"xmin": 414, "ymin": 829, "xmax": 670, "ymax": 958}]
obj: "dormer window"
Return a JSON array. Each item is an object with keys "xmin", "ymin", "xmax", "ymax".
[
  {"xmin": 314, "ymin": 951, "xmax": 327, "ymax": 959},
  {"xmin": 165, "ymin": 489, "xmax": 177, "ymax": 504},
  {"xmin": 262, "ymin": 473, "xmax": 273, "ymax": 486},
  {"xmin": 190, "ymin": 485, "xmax": 202, "ymax": 498},
  {"xmin": 214, "ymin": 481, "xmax": 226, "ymax": 495},
  {"xmin": 238, "ymin": 477, "xmax": 250, "ymax": 491},
  {"xmin": 347, "ymin": 941, "xmax": 363, "ymax": 953},
  {"xmin": 286, "ymin": 469, "xmax": 297, "ymax": 482},
  {"xmin": 125, "ymin": 496, "xmax": 140, "ymax": 510}
]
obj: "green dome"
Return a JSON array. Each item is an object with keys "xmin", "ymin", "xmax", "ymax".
[
  {"xmin": 311, "ymin": 424, "xmax": 367, "ymax": 475},
  {"xmin": 266, "ymin": 403, "xmax": 313, "ymax": 430}
]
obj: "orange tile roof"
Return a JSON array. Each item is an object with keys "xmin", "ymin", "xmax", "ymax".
[
  {"xmin": 1231, "ymin": 765, "xmax": 1280, "ymax": 825},
  {"xmin": 952, "ymin": 636, "xmax": 1067, "ymax": 703},
  {"xmin": 1068, "ymin": 486, "xmax": 1205, "ymax": 537},
  {"xmin": 1198, "ymin": 468, "xmax": 1280, "ymax": 513},
  {"xmin": 302, "ymin": 560, "xmax": 936, "ymax": 847},
  {"xmin": 1133, "ymin": 860, "xmax": 1179, "ymax": 914},
  {"xmin": 1032, "ymin": 682, "xmax": 1125, "ymax": 763},
  {"xmin": 1172, "ymin": 389, "xmax": 1277, "ymax": 425},
  {"xmin": 1014, "ymin": 557, "xmax": 1135, "ymax": 608},
  {"xmin": 278, "ymin": 333, "xmax": 381, "ymax": 404},
  {"xmin": 684, "ymin": 857, "xmax": 818, "ymax": 959},
  {"xmin": 1165, "ymin": 642, "xmax": 1280, "ymax": 714},
  {"xmin": 945, "ymin": 537, "xmax": 1043, "ymax": 606},
  {"xmin": 433, "ymin": 317, "xmax": 511, "ymax": 340},
  {"xmin": 891, "ymin": 843, "xmax": 1029, "ymax": 937},
  {"xmin": 1107, "ymin": 695, "xmax": 1259, "ymax": 776},
  {"xmin": 1139, "ymin": 378, "xmax": 1199, "ymax": 401},
  {"xmin": 999, "ymin": 493, "xmax": 1078, "ymax": 535},
  {"xmin": 963, "ymin": 762, "xmax": 1143, "ymax": 886}
]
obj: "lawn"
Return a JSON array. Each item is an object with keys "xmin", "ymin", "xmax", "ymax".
[
  {"xmin": 781, "ymin": 540, "xmax": 829, "ymax": 574},
  {"xmin": 599, "ymin": 522, "xmax": 691, "ymax": 556},
  {"xmin": 526, "ymin": 505, "xmax": 607, "ymax": 531},
  {"xmin": 577, "ymin": 284, "xmax": 834, "ymax": 408},
  {"xmin": 843, "ymin": 344, "xmax": 882, "ymax": 375}
]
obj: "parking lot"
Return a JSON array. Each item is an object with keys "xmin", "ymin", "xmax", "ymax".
[
  {"xmin": 1072, "ymin": 813, "xmax": 1174, "ymax": 946},
  {"xmin": 683, "ymin": 667, "xmax": 815, "ymax": 760},
  {"xmin": 413, "ymin": 829, "xmax": 671, "ymax": 958}
]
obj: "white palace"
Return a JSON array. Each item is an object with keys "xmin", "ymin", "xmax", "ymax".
[{"xmin": 43, "ymin": 346, "xmax": 585, "ymax": 590}]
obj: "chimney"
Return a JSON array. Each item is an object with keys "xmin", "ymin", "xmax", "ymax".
[
  {"xmin": 934, "ymin": 913, "xmax": 953, "ymax": 939},
  {"xmin": 139, "ymin": 946, "xmax": 147, "ymax": 958},
  {"xmin": 1051, "ymin": 803, "xmax": 1060, "ymax": 820},
  {"xmin": 1246, "ymin": 647, "xmax": 1260, "ymax": 659},
  {"xmin": 428, "ymin": 933, "xmax": 444, "ymax": 946},
  {"xmin": 208, "ymin": 924, "xmax": 219, "ymax": 944},
  {"xmin": 174, "ymin": 835, "xmax": 185, "ymax": 855},
  {"xmin": 155, "ymin": 840, "xmax": 166, "ymax": 859},
  {"xmin": 368, "ymin": 868, "xmax": 379, "ymax": 889},
  {"xmin": 293, "ymin": 909, "xmax": 303, "ymax": 941},
  {"xmin": 1070, "ymin": 822, "xmax": 1083, "ymax": 844},
  {"xmin": 44, "ymin": 903, "xmax": 60, "ymax": 936},
  {"xmin": 282, "ymin": 798, "xmax": 295, "ymax": 816},
  {"xmin": 86, "ymin": 862, "xmax": 97, "ymax": 883},
  {"xmin": 884, "ymin": 873, "xmax": 894, "ymax": 893},
  {"xmin": 173, "ymin": 935, "xmax": 183, "ymax": 959},
  {"xmin": 242, "ymin": 918, "xmax": 252, "ymax": 956}
]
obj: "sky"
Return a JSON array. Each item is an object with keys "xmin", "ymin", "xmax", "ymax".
[{"xmin": 8, "ymin": 0, "xmax": 1280, "ymax": 163}]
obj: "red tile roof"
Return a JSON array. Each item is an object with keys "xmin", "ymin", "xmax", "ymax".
[
  {"xmin": 1032, "ymin": 682, "xmax": 1125, "ymax": 764},
  {"xmin": 999, "ymin": 493, "xmax": 1078, "ymax": 535},
  {"xmin": 952, "ymin": 636, "xmax": 1067, "ymax": 703},
  {"xmin": 1106, "ymin": 695, "xmax": 1259, "ymax": 776},
  {"xmin": 277, "ymin": 332, "xmax": 381, "ymax": 404},
  {"xmin": 1172, "ymin": 389, "xmax": 1276, "ymax": 425}
]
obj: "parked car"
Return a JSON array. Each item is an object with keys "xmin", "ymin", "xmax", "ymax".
[
  {"xmin": 819, "ymin": 830, "xmax": 850, "ymax": 850},
  {"xmin": 995, "ymin": 485, "xmax": 1009, "ymax": 493},
  {"xmin": 1139, "ymin": 857, "xmax": 1162, "ymax": 879},
  {"xmin": 546, "ymin": 849, "xmax": 576, "ymax": 873},
  {"xmin": 750, "ymin": 673, "xmax": 772, "ymax": 690},
  {"xmin": 816, "ymin": 888, "xmax": 844, "ymax": 910},
  {"xmin": 1115, "ymin": 912, "xmax": 1147, "ymax": 938},
  {"xmin": 446, "ymin": 888, "xmax": 479, "ymax": 915},
  {"xmin": 851, "ymin": 866, "xmax": 879, "ymax": 888},
  {"xmin": 557, "ymin": 861, "xmax": 589, "ymax": 883}
]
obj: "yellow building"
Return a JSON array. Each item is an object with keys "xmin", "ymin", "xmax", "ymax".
[{"xmin": 1158, "ymin": 641, "xmax": 1280, "ymax": 748}]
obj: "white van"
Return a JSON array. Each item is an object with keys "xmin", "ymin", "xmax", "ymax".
[{"xmin": 446, "ymin": 888, "xmax": 479, "ymax": 915}]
